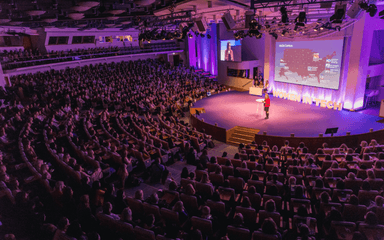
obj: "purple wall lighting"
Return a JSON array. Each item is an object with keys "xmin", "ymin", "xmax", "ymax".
[{"xmin": 188, "ymin": 23, "xmax": 218, "ymax": 75}]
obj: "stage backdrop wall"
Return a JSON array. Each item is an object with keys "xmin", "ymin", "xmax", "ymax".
[
  {"xmin": 369, "ymin": 30, "xmax": 384, "ymax": 66},
  {"xmin": 188, "ymin": 23, "xmax": 218, "ymax": 75}
]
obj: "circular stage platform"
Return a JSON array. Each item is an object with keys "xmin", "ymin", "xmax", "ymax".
[{"xmin": 193, "ymin": 91, "xmax": 384, "ymax": 137}]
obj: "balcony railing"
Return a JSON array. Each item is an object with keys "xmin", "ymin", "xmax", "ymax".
[{"xmin": 1, "ymin": 45, "xmax": 181, "ymax": 71}]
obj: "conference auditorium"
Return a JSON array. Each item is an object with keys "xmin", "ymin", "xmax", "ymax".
[{"xmin": 0, "ymin": 0, "xmax": 384, "ymax": 240}]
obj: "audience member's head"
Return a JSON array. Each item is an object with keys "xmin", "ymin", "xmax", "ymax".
[
  {"xmin": 134, "ymin": 190, "xmax": 144, "ymax": 201},
  {"xmin": 265, "ymin": 199, "xmax": 276, "ymax": 212},
  {"xmin": 121, "ymin": 207, "xmax": 133, "ymax": 221},
  {"xmin": 186, "ymin": 184, "xmax": 196, "ymax": 195},
  {"xmin": 233, "ymin": 213, "xmax": 244, "ymax": 227},
  {"xmin": 349, "ymin": 194, "xmax": 359, "ymax": 205},
  {"xmin": 262, "ymin": 218, "xmax": 278, "ymax": 235},
  {"xmin": 365, "ymin": 211, "xmax": 378, "ymax": 225}
]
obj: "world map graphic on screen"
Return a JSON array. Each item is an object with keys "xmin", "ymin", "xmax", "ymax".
[{"xmin": 275, "ymin": 40, "xmax": 344, "ymax": 90}]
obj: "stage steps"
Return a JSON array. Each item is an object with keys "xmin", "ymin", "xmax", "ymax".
[{"xmin": 227, "ymin": 126, "xmax": 260, "ymax": 146}]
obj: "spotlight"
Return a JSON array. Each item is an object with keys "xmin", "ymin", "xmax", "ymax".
[
  {"xmin": 359, "ymin": 2, "xmax": 377, "ymax": 17},
  {"xmin": 160, "ymin": 30, "xmax": 167, "ymax": 40},
  {"xmin": 173, "ymin": 31, "xmax": 181, "ymax": 39},
  {"xmin": 166, "ymin": 32, "xmax": 173, "ymax": 40},
  {"xmin": 280, "ymin": 6, "xmax": 289, "ymax": 23},
  {"xmin": 270, "ymin": 32, "xmax": 278, "ymax": 40},
  {"xmin": 330, "ymin": 6, "xmax": 346, "ymax": 24},
  {"xmin": 281, "ymin": 30, "xmax": 287, "ymax": 36},
  {"xmin": 249, "ymin": 19, "xmax": 258, "ymax": 30},
  {"xmin": 188, "ymin": 33, "xmax": 193, "ymax": 38},
  {"xmin": 234, "ymin": 31, "xmax": 244, "ymax": 40},
  {"xmin": 207, "ymin": 34, "xmax": 211, "ymax": 39},
  {"xmin": 248, "ymin": 29, "xmax": 260, "ymax": 37},
  {"xmin": 181, "ymin": 22, "xmax": 194, "ymax": 39},
  {"xmin": 314, "ymin": 28, "xmax": 318, "ymax": 31},
  {"xmin": 200, "ymin": 33, "xmax": 205, "ymax": 37},
  {"xmin": 195, "ymin": 31, "xmax": 199, "ymax": 36}
]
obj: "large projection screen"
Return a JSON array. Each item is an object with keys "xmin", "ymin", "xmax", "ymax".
[
  {"xmin": 274, "ymin": 39, "xmax": 344, "ymax": 90},
  {"xmin": 220, "ymin": 40, "xmax": 242, "ymax": 62}
]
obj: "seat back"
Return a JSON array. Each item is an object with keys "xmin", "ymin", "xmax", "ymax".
[
  {"xmin": 195, "ymin": 170, "xmax": 208, "ymax": 182},
  {"xmin": 180, "ymin": 178, "xmax": 195, "ymax": 190},
  {"xmin": 312, "ymin": 187, "xmax": 331, "ymax": 200},
  {"xmin": 332, "ymin": 168, "xmax": 348, "ymax": 178},
  {"xmin": 376, "ymin": 207, "xmax": 384, "ymax": 225},
  {"xmin": 217, "ymin": 157, "xmax": 227, "ymax": 165},
  {"xmin": 240, "ymin": 154, "xmax": 249, "ymax": 161},
  {"xmin": 290, "ymin": 198, "xmax": 311, "ymax": 213},
  {"xmin": 97, "ymin": 213, "xmax": 134, "ymax": 237},
  {"xmin": 321, "ymin": 160, "xmax": 334, "ymax": 173},
  {"xmin": 320, "ymin": 202, "xmax": 342, "ymax": 216},
  {"xmin": 237, "ymin": 167, "xmax": 251, "ymax": 180},
  {"xmin": 222, "ymin": 166, "xmax": 234, "ymax": 176},
  {"xmin": 142, "ymin": 202, "xmax": 161, "ymax": 221},
  {"xmin": 247, "ymin": 180, "xmax": 265, "ymax": 195},
  {"xmin": 263, "ymin": 195, "xmax": 282, "ymax": 211},
  {"xmin": 126, "ymin": 197, "xmax": 144, "ymax": 219},
  {"xmin": 227, "ymin": 225, "xmax": 250, "ymax": 240},
  {"xmin": 331, "ymin": 221, "xmax": 355, "ymax": 240},
  {"xmin": 292, "ymin": 216, "xmax": 317, "ymax": 235},
  {"xmin": 342, "ymin": 204, "xmax": 367, "ymax": 222},
  {"xmin": 360, "ymin": 160, "xmax": 375, "ymax": 169},
  {"xmin": 191, "ymin": 216, "xmax": 213, "ymax": 236},
  {"xmin": 206, "ymin": 199, "xmax": 226, "ymax": 217},
  {"xmin": 230, "ymin": 159, "xmax": 242, "ymax": 168},
  {"xmin": 358, "ymin": 223, "xmax": 384, "ymax": 240},
  {"xmin": 258, "ymin": 210, "xmax": 280, "ymax": 226},
  {"xmin": 368, "ymin": 179, "xmax": 384, "ymax": 190},
  {"xmin": 245, "ymin": 161, "xmax": 257, "ymax": 170},
  {"xmin": 243, "ymin": 192, "xmax": 262, "ymax": 210},
  {"xmin": 252, "ymin": 170, "xmax": 267, "ymax": 182},
  {"xmin": 209, "ymin": 173, "xmax": 224, "ymax": 186},
  {"xmin": 228, "ymin": 176, "xmax": 245, "ymax": 193},
  {"xmin": 134, "ymin": 226, "xmax": 156, "ymax": 240},
  {"xmin": 218, "ymin": 187, "xmax": 235, "ymax": 201},
  {"xmin": 344, "ymin": 178, "xmax": 363, "ymax": 195},
  {"xmin": 332, "ymin": 189, "xmax": 352, "ymax": 202},
  {"xmin": 160, "ymin": 208, "xmax": 179, "ymax": 225},
  {"xmin": 374, "ymin": 169, "xmax": 384, "ymax": 179},
  {"xmin": 207, "ymin": 163, "xmax": 218, "ymax": 173},
  {"xmin": 252, "ymin": 231, "xmax": 279, "ymax": 240},
  {"xmin": 180, "ymin": 193, "xmax": 199, "ymax": 212},
  {"xmin": 356, "ymin": 169, "xmax": 367, "ymax": 179},
  {"xmin": 358, "ymin": 190, "xmax": 379, "ymax": 206},
  {"xmin": 195, "ymin": 182, "xmax": 213, "ymax": 198},
  {"xmin": 235, "ymin": 206, "xmax": 256, "ymax": 227}
]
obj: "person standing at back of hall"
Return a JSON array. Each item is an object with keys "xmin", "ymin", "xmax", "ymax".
[{"xmin": 263, "ymin": 94, "xmax": 270, "ymax": 119}]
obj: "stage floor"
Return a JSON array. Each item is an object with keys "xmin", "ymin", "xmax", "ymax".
[{"xmin": 193, "ymin": 91, "xmax": 384, "ymax": 137}]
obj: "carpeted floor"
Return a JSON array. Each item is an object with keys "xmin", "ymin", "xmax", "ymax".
[{"xmin": 193, "ymin": 91, "xmax": 384, "ymax": 137}]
